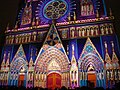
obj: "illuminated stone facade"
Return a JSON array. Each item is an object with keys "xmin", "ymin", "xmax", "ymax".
[{"xmin": 0, "ymin": 0, "xmax": 120, "ymax": 89}]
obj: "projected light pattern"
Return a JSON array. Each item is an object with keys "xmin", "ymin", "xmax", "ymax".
[
  {"xmin": 37, "ymin": 0, "xmax": 70, "ymax": 24},
  {"xmin": 0, "ymin": 0, "xmax": 120, "ymax": 89},
  {"xmin": 86, "ymin": 45, "xmax": 93, "ymax": 53},
  {"xmin": 43, "ymin": 0, "xmax": 68, "ymax": 19}
]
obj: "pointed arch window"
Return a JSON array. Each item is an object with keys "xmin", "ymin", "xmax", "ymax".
[
  {"xmin": 81, "ymin": 0, "xmax": 94, "ymax": 16},
  {"xmin": 21, "ymin": 3, "xmax": 32, "ymax": 25}
]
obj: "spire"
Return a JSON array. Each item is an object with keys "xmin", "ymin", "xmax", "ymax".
[
  {"xmin": 111, "ymin": 41, "xmax": 119, "ymax": 63},
  {"xmin": 70, "ymin": 44, "xmax": 78, "ymax": 88},
  {"xmin": 71, "ymin": 44, "xmax": 76, "ymax": 64},
  {"xmin": 104, "ymin": 41, "xmax": 108, "ymax": 53},
  {"xmin": 1, "ymin": 52, "xmax": 6, "ymax": 68},
  {"xmin": 29, "ymin": 48, "xmax": 34, "ymax": 67},
  {"xmin": 104, "ymin": 41, "xmax": 111, "ymax": 63},
  {"xmin": 6, "ymin": 52, "xmax": 10, "ymax": 67},
  {"xmin": 72, "ymin": 44, "xmax": 74, "ymax": 55},
  {"xmin": 111, "ymin": 41, "xmax": 114, "ymax": 52},
  {"xmin": 68, "ymin": 13, "xmax": 71, "ymax": 22},
  {"xmin": 73, "ymin": 12, "xmax": 76, "ymax": 21}
]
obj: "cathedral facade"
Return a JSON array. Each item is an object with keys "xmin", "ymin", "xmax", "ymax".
[{"xmin": 0, "ymin": 0, "xmax": 120, "ymax": 89}]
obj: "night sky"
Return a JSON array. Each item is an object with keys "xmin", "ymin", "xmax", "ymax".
[{"xmin": 0, "ymin": 0, "xmax": 120, "ymax": 55}]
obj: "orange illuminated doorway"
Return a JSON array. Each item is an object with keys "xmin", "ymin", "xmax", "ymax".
[
  {"xmin": 47, "ymin": 73, "xmax": 61, "ymax": 90},
  {"xmin": 18, "ymin": 74, "xmax": 24, "ymax": 87},
  {"xmin": 87, "ymin": 72, "xmax": 96, "ymax": 87}
]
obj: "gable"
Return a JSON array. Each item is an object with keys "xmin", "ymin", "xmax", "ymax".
[
  {"xmin": 44, "ymin": 24, "xmax": 61, "ymax": 46},
  {"xmin": 11, "ymin": 44, "xmax": 28, "ymax": 64},
  {"xmin": 35, "ymin": 24, "xmax": 70, "ymax": 72},
  {"xmin": 35, "ymin": 23, "xmax": 69, "ymax": 62},
  {"xmin": 79, "ymin": 37, "xmax": 104, "ymax": 63}
]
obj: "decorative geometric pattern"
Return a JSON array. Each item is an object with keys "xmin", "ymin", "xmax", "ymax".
[
  {"xmin": 35, "ymin": 23, "xmax": 69, "ymax": 73},
  {"xmin": 86, "ymin": 45, "xmax": 93, "ymax": 53},
  {"xmin": 62, "ymin": 30, "xmax": 68, "ymax": 39},
  {"xmin": 10, "ymin": 57, "xmax": 27, "ymax": 72},
  {"xmin": 78, "ymin": 38, "xmax": 104, "ymax": 71},
  {"xmin": 71, "ymin": 56, "xmax": 77, "ymax": 70},
  {"xmin": 37, "ymin": 0, "xmax": 70, "ymax": 23},
  {"xmin": 44, "ymin": 24, "xmax": 61, "ymax": 46},
  {"xmin": 112, "ymin": 52, "xmax": 119, "ymax": 63},
  {"xmin": 104, "ymin": 42, "xmax": 112, "ymax": 68},
  {"xmin": 29, "ymin": 57, "xmax": 34, "ymax": 67},
  {"xmin": 48, "ymin": 59, "xmax": 61, "ymax": 71},
  {"xmin": 0, "ymin": 0, "xmax": 120, "ymax": 89},
  {"xmin": 70, "ymin": 44, "xmax": 78, "ymax": 88},
  {"xmin": 35, "ymin": 47, "xmax": 69, "ymax": 72},
  {"xmin": 10, "ymin": 45, "xmax": 28, "ymax": 72},
  {"xmin": 112, "ymin": 51, "xmax": 119, "ymax": 69},
  {"xmin": 1, "ymin": 53, "xmax": 6, "ymax": 69},
  {"xmin": 105, "ymin": 53, "xmax": 111, "ymax": 64},
  {"xmin": 44, "ymin": 0, "xmax": 68, "ymax": 19}
]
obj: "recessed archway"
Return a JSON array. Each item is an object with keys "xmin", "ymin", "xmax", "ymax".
[
  {"xmin": 18, "ymin": 74, "xmax": 25, "ymax": 87},
  {"xmin": 87, "ymin": 64, "xmax": 96, "ymax": 87},
  {"xmin": 10, "ymin": 57, "xmax": 28, "ymax": 87},
  {"xmin": 79, "ymin": 53, "xmax": 104, "ymax": 87},
  {"xmin": 87, "ymin": 71, "xmax": 96, "ymax": 88},
  {"xmin": 35, "ymin": 47, "xmax": 69, "ymax": 88},
  {"xmin": 35, "ymin": 47, "xmax": 69, "ymax": 72}
]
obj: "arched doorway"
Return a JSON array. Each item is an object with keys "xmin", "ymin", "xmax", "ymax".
[
  {"xmin": 87, "ymin": 71, "xmax": 96, "ymax": 88},
  {"xmin": 18, "ymin": 67, "xmax": 26, "ymax": 87},
  {"xmin": 78, "ymin": 38, "xmax": 104, "ymax": 87},
  {"xmin": 18, "ymin": 74, "xmax": 25, "ymax": 87},
  {"xmin": 47, "ymin": 73, "xmax": 61, "ymax": 90},
  {"xmin": 78, "ymin": 53, "xmax": 104, "ymax": 87},
  {"xmin": 10, "ymin": 57, "xmax": 28, "ymax": 87},
  {"xmin": 87, "ymin": 64, "xmax": 96, "ymax": 87},
  {"xmin": 35, "ymin": 47, "xmax": 69, "ymax": 88}
]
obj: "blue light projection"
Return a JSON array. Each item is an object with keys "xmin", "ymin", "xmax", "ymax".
[{"xmin": 86, "ymin": 45, "xmax": 93, "ymax": 53}]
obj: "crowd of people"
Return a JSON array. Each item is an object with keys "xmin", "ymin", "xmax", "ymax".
[{"xmin": 0, "ymin": 82, "xmax": 120, "ymax": 90}]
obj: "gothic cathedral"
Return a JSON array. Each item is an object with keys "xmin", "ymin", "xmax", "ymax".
[{"xmin": 0, "ymin": 0, "xmax": 120, "ymax": 89}]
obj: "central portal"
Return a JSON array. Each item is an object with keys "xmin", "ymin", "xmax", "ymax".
[
  {"xmin": 47, "ymin": 73, "xmax": 61, "ymax": 89},
  {"xmin": 87, "ymin": 72, "xmax": 96, "ymax": 87},
  {"xmin": 18, "ymin": 74, "xmax": 25, "ymax": 87}
]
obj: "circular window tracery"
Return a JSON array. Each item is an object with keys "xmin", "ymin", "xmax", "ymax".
[{"xmin": 43, "ymin": 0, "xmax": 68, "ymax": 20}]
